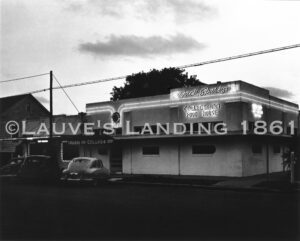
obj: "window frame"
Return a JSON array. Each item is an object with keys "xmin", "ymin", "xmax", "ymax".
[
  {"xmin": 63, "ymin": 143, "xmax": 80, "ymax": 161},
  {"xmin": 252, "ymin": 144, "xmax": 263, "ymax": 154},
  {"xmin": 273, "ymin": 145, "xmax": 281, "ymax": 154},
  {"xmin": 142, "ymin": 146, "xmax": 160, "ymax": 156},
  {"xmin": 98, "ymin": 147, "xmax": 108, "ymax": 155},
  {"xmin": 192, "ymin": 145, "xmax": 216, "ymax": 155}
]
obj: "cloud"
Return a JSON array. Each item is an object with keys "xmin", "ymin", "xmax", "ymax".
[
  {"xmin": 162, "ymin": 0, "xmax": 216, "ymax": 21},
  {"xmin": 265, "ymin": 87, "xmax": 294, "ymax": 99},
  {"xmin": 35, "ymin": 96, "xmax": 49, "ymax": 104},
  {"xmin": 78, "ymin": 34, "xmax": 205, "ymax": 58},
  {"xmin": 65, "ymin": 0, "xmax": 216, "ymax": 23}
]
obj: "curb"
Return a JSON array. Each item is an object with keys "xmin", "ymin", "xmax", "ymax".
[{"xmin": 108, "ymin": 179, "xmax": 296, "ymax": 193}]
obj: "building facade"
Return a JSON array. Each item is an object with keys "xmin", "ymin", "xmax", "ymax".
[
  {"xmin": 85, "ymin": 80, "xmax": 299, "ymax": 177},
  {"xmin": 0, "ymin": 94, "xmax": 49, "ymax": 164}
]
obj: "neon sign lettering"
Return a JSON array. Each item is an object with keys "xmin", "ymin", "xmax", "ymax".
[
  {"xmin": 184, "ymin": 103, "xmax": 221, "ymax": 118},
  {"xmin": 251, "ymin": 103, "xmax": 263, "ymax": 118},
  {"xmin": 177, "ymin": 85, "xmax": 231, "ymax": 99}
]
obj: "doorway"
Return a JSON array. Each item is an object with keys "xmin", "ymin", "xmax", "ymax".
[{"xmin": 110, "ymin": 144, "xmax": 122, "ymax": 174}]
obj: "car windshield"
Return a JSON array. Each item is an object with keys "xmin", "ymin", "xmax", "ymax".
[{"xmin": 68, "ymin": 159, "xmax": 91, "ymax": 172}]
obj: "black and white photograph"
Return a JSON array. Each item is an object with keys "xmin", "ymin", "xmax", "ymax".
[{"xmin": 0, "ymin": 0, "xmax": 299, "ymax": 240}]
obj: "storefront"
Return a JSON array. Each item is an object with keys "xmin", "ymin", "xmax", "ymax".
[
  {"xmin": 85, "ymin": 80, "xmax": 299, "ymax": 177},
  {"xmin": 23, "ymin": 135, "xmax": 113, "ymax": 170}
]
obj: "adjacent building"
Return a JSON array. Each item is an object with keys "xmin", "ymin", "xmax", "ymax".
[{"xmin": 0, "ymin": 94, "xmax": 49, "ymax": 164}]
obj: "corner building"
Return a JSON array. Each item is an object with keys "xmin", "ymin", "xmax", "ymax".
[{"xmin": 85, "ymin": 80, "xmax": 299, "ymax": 177}]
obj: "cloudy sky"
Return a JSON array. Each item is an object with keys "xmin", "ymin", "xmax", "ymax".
[{"xmin": 1, "ymin": 0, "xmax": 300, "ymax": 115}]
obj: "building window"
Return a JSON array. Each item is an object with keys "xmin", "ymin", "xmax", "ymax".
[
  {"xmin": 273, "ymin": 145, "xmax": 281, "ymax": 154},
  {"xmin": 184, "ymin": 122, "xmax": 211, "ymax": 134},
  {"xmin": 115, "ymin": 128, "xmax": 122, "ymax": 135},
  {"xmin": 142, "ymin": 146, "xmax": 159, "ymax": 155},
  {"xmin": 94, "ymin": 129, "xmax": 104, "ymax": 135},
  {"xmin": 184, "ymin": 123, "xmax": 191, "ymax": 133},
  {"xmin": 192, "ymin": 145, "xmax": 216, "ymax": 154},
  {"xmin": 26, "ymin": 104, "xmax": 31, "ymax": 113},
  {"xmin": 134, "ymin": 126, "xmax": 143, "ymax": 134},
  {"xmin": 98, "ymin": 147, "xmax": 108, "ymax": 155},
  {"xmin": 248, "ymin": 122, "xmax": 255, "ymax": 133},
  {"xmin": 294, "ymin": 128, "xmax": 298, "ymax": 136},
  {"xmin": 63, "ymin": 143, "xmax": 80, "ymax": 160},
  {"xmin": 252, "ymin": 145, "xmax": 262, "ymax": 154}
]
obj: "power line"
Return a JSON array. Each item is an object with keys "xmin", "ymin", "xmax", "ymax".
[
  {"xmin": 27, "ymin": 75, "xmax": 128, "ymax": 94},
  {"xmin": 3, "ymin": 43, "xmax": 300, "ymax": 95},
  {"xmin": 0, "ymin": 73, "xmax": 49, "ymax": 84},
  {"xmin": 177, "ymin": 44, "xmax": 300, "ymax": 69},
  {"xmin": 53, "ymin": 74, "xmax": 80, "ymax": 113}
]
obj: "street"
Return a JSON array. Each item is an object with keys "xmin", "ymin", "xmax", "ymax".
[{"xmin": 0, "ymin": 181, "xmax": 299, "ymax": 241}]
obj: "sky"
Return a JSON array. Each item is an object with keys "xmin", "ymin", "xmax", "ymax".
[{"xmin": 1, "ymin": 0, "xmax": 300, "ymax": 115}]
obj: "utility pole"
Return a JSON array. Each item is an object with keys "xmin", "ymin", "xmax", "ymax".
[{"xmin": 49, "ymin": 70, "xmax": 53, "ymax": 156}]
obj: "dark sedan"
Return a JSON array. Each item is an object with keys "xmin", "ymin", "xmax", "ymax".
[
  {"xmin": 0, "ymin": 157, "xmax": 25, "ymax": 176},
  {"xmin": 0, "ymin": 155, "xmax": 60, "ymax": 182}
]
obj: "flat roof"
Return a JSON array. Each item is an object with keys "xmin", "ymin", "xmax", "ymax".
[{"xmin": 86, "ymin": 80, "xmax": 299, "ymax": 112}]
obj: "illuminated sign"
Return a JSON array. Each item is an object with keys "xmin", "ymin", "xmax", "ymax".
[
  {"xmin": 171, "ymin": 85, "xmax": 231, "ymax": 100},
  {"xmin": 66, "ymin": 139, "xmax": 113, "ymax": 145},
  {"xmin": 183, "ymin": 103, "xmax": 221, "ymax": 119},
  {"xmin": 251, "ymin": 103, "xmax": 263, "ymax": 118}
]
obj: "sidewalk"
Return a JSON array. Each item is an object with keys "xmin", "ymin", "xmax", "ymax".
[{"xmin": 110, "ymin": 172, "xmax": 300, "ymax": 192}]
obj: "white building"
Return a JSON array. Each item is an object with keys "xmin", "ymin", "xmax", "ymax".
[{"xmin": 77, "ymin": 81, "xmax": 299, "ymax": 177}]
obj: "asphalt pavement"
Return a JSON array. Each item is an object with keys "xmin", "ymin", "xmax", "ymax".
[{"xmin": 0, "ymin": 181, "xmax": 299, "ymax": 241}]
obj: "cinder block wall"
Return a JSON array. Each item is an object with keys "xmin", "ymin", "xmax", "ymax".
[{"xmin": 122, "ymin": 138, "xmax": 244, "ymax": 177}]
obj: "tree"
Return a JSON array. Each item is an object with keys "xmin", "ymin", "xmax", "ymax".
[{"xmin": 110, "ymin": 67, "xmax": 205, "ymax": 101}]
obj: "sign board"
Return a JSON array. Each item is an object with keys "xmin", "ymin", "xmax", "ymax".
[
  {"xmin": 65, "ymin": 139, "xmax": 113, "ymax": 145},
  {"xmin": 183, "ymin": 103, "xmax": 221, "ymax": 119},
  {"xmin": 170, "ymin": 83, "xmax": 238, "ymax": 100}
]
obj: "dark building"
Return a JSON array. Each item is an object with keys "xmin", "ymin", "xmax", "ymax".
[{"xmin": 0, "ymin": 94, "xmax": 49, "ymax": 164}]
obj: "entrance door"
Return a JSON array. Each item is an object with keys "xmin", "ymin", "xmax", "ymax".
[{"xmin": 110, "ymin": 145, "xmax": 122, "ymax": 174}]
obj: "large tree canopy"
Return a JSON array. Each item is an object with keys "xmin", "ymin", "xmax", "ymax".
[{"xmin": 110, "ymin": 67, "xmax": 205, "ymax": 101}]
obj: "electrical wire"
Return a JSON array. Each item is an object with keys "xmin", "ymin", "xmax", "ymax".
[
  {"xmin": 177, "ymin": 44, "xmax": 300, "ymax": 69},
  {"xmin": 1, "ymin": 44, "xmax": 300, "ymax": 95},
  {"xmin": 0, "ymin": 73, "xmax": 49, "ymax": 83},
  {"xmin": 53, "ymin": 74, "xmax": 80, "ymax": 113},
  {"xmin": 27, "ymin": 75, "xmax": 128, "ymax": 94}
]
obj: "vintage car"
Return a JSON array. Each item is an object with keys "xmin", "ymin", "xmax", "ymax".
[
  {"xmin": 61, "ymin": 157, "xmax": 110, "ymax": 185},
  {"xmin": 18, "ymin": 155, "xmax": 60, "ymax": 182},
  {"xmin": 0, "ymin": 155, "xmax": 60, "ymax": 182},
  {"xmin": 0, "ymin": 157, "xmax": 25, "ymax": 176}
]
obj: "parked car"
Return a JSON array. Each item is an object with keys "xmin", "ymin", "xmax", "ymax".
[
  {"xmin": 0, "ymin": 155, "xmax": 60, "ymax": 183},
  {"xmin": 61, "ymin": 157, "xmax": 110, "ymax": 185},
  {"xmin": 18, "ymin": 155, "xmax": 60, "ymax": 182},
  {"xmin": 0, "ymin": 157, "xmax": 25, "ymax": 176}
]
